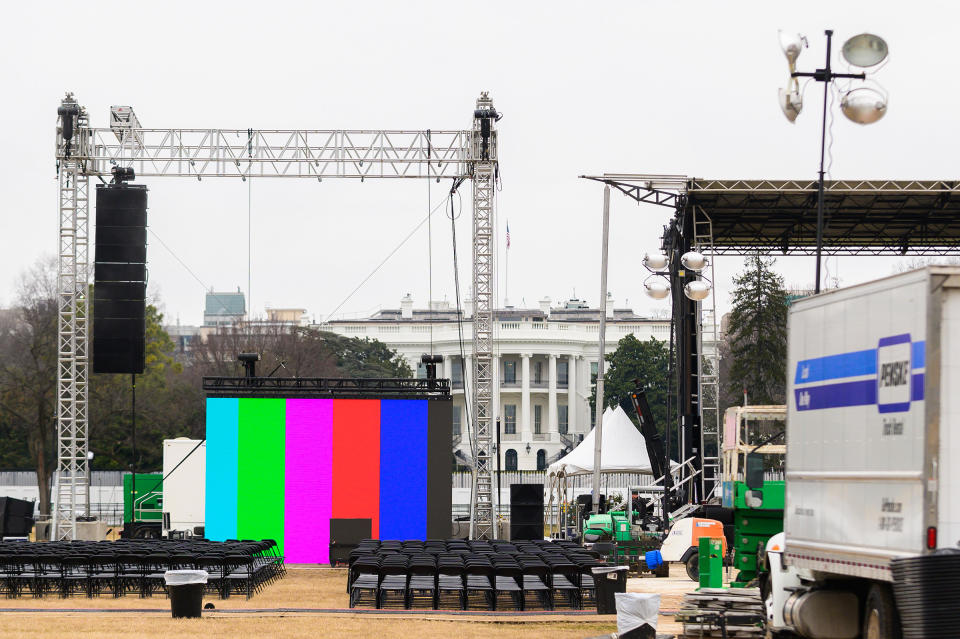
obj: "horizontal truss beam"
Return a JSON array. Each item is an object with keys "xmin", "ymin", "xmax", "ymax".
[
  {"xmin": 202, "ymin": 376, "xmax": 451, "ymax": 398},
  {"xmin": 66, "ymin": 128, "xmax": 475, "ymax": 179}
]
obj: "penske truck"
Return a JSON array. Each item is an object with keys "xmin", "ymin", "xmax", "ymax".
[{"xmin": 760, "ymin": 267, "xmax": 960, "ymax": 639}]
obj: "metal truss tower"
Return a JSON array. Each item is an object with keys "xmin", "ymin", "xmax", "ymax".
[
  {"xmin": 52, "ymin": 94, "xmax": 91, "ymax": 540},
  {"xmin": 52, "ymin": 92, "xmax": 498, "ymax": 539},
  {"xmin": 468, "ymin": 93, "xmax": 498, "ymax": 540}
]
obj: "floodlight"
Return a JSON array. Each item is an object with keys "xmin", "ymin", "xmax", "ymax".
[
  {"xmin": 643, "ymin": 253, "xmax": 669, "ymax": 271},
  {"xmin": 683, "ymin": 280, "xmax": 712, "ymax": 301},
  {"xmin": 778, "ymin": 87, "xmax": 803, "ymax": 123},
  {"xmin": 841, "ymin": 88, "xmax": 887, "ymax": 124},
  {"xmin": 680, "ymin": 251, "xmax": 708, "ymax": 272},
  {"xmin": 778, "ymin": 30, "xmax": 805, "ymax": 66},
  {"xmin": 645, "ymin": 280, "xmax": 670, "ymax": 300},
  {"xmin": 842, "ymin": 33, "xmax": 888, "ymax": 68}
]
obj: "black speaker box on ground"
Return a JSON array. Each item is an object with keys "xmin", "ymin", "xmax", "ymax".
[
  {"xmin": 510, "ymin": 483, "xmax": 544, "ymax": 541},
  {"xmin": 0, "ymin": 497, "xmax": 35, "ymax": 537},
  {"xmin": 93, "ymin": 183, "xmax": 148, "ymax": 375}
]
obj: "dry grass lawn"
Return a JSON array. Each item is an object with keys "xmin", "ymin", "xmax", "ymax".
[{"xmin": 0, "ymin": 565, "xmax": 700, "ymax": 636}]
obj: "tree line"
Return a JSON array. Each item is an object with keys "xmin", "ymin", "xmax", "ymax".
[{"xmin": 0, "ymin": 259, "xmax": 411, "ymax": 514}]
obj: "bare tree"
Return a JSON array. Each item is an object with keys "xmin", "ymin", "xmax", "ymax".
[{"xmin": 0, "ymin": 258, "xmax": 58, "ymax": 514}]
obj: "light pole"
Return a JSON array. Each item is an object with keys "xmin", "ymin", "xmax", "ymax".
[{"xmin": 778, "ymin": 30, "xmax": 889, "ymax": 293}]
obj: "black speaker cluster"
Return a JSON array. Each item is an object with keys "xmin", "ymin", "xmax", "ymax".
[
  {"xmin": 510, "ymin": 483, "xmax": 544, "ymax": 541},
  {"xmin": 0, "ymin": 497, "xmax": 35, "ymax": 537},
  {"xmin": 93, "ymin": 184, "xmax": 148, "ymax": 374}
]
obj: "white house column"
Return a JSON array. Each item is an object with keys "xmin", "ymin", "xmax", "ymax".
[
  {"xmin": 521, "ymin": 353, "xmax": 531, "ymax": 439},
  {"xmin": 548, "ymin": 354, "xmax": 558, "ymax": 435},
  {"xmin": 567, "ymin": 355, "xmax": 577, "ymax": 434}
]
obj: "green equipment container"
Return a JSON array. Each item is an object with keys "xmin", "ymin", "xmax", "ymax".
[
  {"xmin": 123, "ymin": 473, "xmax": 163, "ymax": 524},
  {"xmin": 698, "ymin": 537, "xmax": 724, "ymax": 589}
]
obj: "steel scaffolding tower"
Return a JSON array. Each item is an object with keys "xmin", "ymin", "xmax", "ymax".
[{"xmin": 53, "ymin": 92, "xmax": 499, "ymax": 539}]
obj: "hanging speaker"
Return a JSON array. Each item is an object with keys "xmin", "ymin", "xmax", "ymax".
[{"xmin": 93, "ymin": 183, "xmax": 148, "ymax": 374}]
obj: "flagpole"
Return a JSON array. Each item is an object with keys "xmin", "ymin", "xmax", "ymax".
[{"xmin": 505, "ymin": 221, "xmax": 510, "ymax": 307}]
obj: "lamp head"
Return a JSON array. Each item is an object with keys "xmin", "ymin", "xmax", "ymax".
[
  {"xmin": 778, "ymin": 87, "xmax": 803, "ymax": 123},
  {"xmin": 642, "ymin": 253, "xmax": 669, "ymax": 271},
  {"xmin": 684, "ymin": 280, "xmax": 712, "ymax": 301},
  {"xmin": 644, "ymin": 281, "xmax": 670, "ymax": 300},
  {"xmin": 778, "ymin": 30, "xmax": 806, "ymax": 66},
  {"xmin": 680, "ymin": 251, "xmax": 708, "ymax": 272},
  {"xmin": 841, "ymin": 88, "xmax": 887, "ymax": 124},
  {"xmin": 842, "ymin": 33, "xmax": 889, "ymax": 68}
]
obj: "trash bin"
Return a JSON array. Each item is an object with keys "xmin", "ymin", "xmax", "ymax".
[
  {"xmin": 592, "ymin": 565, "xmax": 629, "ymax": 614},
  {"xmin": 164, "ymin": 570, "xmax": 208, "ymax": 618}
]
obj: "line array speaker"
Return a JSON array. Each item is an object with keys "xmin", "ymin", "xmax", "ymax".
[{"xmin": 93, "ymin": 183, "xmax": 148, "ymax": 374}]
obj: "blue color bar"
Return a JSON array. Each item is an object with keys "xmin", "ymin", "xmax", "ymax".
[
  {"xmin": 379, "ymin": 399, "xmax": 428, "ymax": 540},
  {"xmin": 205, "ymin": 397, "xmax": 238, "ymax": 541}
]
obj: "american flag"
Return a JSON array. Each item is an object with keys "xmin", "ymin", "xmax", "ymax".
[{"xmin": 506, "ymin": 222, "xmax": 511, "ymax": 249}]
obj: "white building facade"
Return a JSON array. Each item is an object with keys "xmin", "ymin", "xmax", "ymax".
[{"xmin": 324, "ymin": 296, "xmax": 671, "ymax": 472}]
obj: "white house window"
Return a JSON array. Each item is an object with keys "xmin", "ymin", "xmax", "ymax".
[
  {"xmin": 452, "ymin": 406, "xmax": 461, "ymax": 436},
  {"xmin": 534, "ymin": 405, "xmax": 543, "ymax": 434},
  {"xmin": 559, "ymin": 405, "xmax": 568, "ymax": 434},
  {"xmin": 504, "ymin": 404, "xmax": 517, "ymax": 434},
  {"xmin": 505, "ymin": 449, "xmax": 518, "ymax": 471},
  {"xmin": 504, "ymin": 360, "xmax": 517, "ymax": 384}
]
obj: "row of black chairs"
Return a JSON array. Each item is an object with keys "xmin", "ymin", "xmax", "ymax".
[
  {"xmin": 0, "ymin": 538, "xmax": 284, "ymax": 599},
  {"xmin": 348, "ymin": 538, "xmax": 606, "ymax": 610}
]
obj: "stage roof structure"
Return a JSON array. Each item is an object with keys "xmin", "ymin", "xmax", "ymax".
[{"xmin": 583, "ymin": 175, "xmax": 960, "ymax": 256}]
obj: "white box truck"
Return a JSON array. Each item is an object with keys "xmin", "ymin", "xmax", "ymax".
[
  {"xmin": 161, "ymin": 438, "xmax": 205, "ymax": 538},
  {"xmin": 763, "ymin": 267, "xmax": 960, "ymax": 639}
]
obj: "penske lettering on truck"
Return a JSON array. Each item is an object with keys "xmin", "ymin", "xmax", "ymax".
[{"xmin": 792, "ymin": 333, "xmax": 924, "ymax": 415}]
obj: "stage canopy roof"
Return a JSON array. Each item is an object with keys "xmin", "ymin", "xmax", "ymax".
[{"xmin": 583, "ymin": 176, "xmax": 960, "ymax": 256}]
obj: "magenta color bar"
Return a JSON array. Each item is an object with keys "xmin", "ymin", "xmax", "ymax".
[{"xmin": 284, "ymin": 399, "xmax": 333, "ymax": 563}]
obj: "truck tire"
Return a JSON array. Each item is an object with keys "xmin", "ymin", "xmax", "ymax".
[
  {"xmin": 863, "ymin": 583, "xmax": 902, "ymax": 639},
  {"xmin": 685, "ymin": 552, "xmax": 699, "ymax": 581}
]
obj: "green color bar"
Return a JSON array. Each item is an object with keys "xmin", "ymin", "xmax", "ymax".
[{"xmin": 237, "ymin": 398, "xmax": 286, "ymax": 553}]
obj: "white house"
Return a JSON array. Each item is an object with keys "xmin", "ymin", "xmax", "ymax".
[{"xmin": 323, "ymin": 295, "xmax": 672, "ymax": 471}]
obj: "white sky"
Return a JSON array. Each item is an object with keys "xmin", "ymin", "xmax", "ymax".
[{"xmin": 1, "ymin": 1, "xmax": 955, "ymax": 325}]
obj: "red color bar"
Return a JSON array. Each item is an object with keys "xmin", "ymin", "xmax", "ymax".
[{"xmin": 332, "ymin": 399, "xmax": 381, "ymax": 538}]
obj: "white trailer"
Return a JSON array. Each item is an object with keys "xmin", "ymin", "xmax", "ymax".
[
  {"xmin": 161, "ymin": 438, "xmax": 205, "ymax": 538},
  {"xmin": 763, "ymin": 267, "xmax": 960, "ymax": 639}
]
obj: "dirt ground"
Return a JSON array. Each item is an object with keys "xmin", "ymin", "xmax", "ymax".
[{"xmin": 0, "ymin": 564, "xmax": 701, "ymax": 637}]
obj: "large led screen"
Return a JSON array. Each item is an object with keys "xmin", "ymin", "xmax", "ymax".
[{"xmin": 205, "ymin": 397, "xmax": 452, "ymax": 563}]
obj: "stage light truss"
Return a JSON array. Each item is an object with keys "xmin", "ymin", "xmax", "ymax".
[
  {"xmin": 54, "ymin": 93, "xmax": 499, "ymax": 540},
  {"xmin": 81, "ymin": 128, "xmax": 472, "ymax": 179}
]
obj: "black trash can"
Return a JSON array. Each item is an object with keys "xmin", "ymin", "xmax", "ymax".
[
  {"xmin": 592, "ymin": 565, "xmax": 629, "ymax": 614},
  {"xmin": 164, "ymin": 570, "xmax": 208, "ymax": 619}
]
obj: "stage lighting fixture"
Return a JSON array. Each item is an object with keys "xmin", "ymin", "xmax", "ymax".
[
  {"xmin": 643, "ymin": 253, "xmax": 669, "ymax": 271},
  {"xmin": 778, "ymin": 30, "xmax": 806, "ymax": 66},
  {"xmin": 841, "ymin": 33, "xmax": 889, "ymax": 68},
  {"xmin": 644, "ymin": 281, "xmax": 670, "ymax": 300},
  {"xmin": 841, "ymin": 88, "xmax": 887, "ymax": 124},
  {"xmin": 684, "ymin": 280, "xmax": 712, "ymax": 301},
  {"xmin": 680, "ymin": 251, "xmax": 708, "ymax": 272}
]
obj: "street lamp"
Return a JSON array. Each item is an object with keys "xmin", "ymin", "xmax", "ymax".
[{"xmin": 777, "ymin": 29, "xmax": 889, "ymax": 293}]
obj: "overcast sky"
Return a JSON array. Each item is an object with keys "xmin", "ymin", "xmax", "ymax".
[{"xmin": 1, "ymin": 1, "xmax": 955, "ymax": 325}]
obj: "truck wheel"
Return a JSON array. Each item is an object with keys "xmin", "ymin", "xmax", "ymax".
[
  {"xmin": 863, "ymin": 583, "xmax": 902, "ymax": 639},
  {"xmin": 685, "ymin": 552, "xmax": 699, "ymax": 581}
]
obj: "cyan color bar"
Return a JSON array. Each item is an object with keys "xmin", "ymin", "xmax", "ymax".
[
  {"xmin": 379, "ymin": 399, "xmax": 428, "ymax": 540},
  {"xmin": 205, "ymin": 397, "xmax": 238, "ymax": 541}
]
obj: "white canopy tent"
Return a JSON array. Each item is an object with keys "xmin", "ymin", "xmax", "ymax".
[
  {"xmin": 547, "ymin": 406, "xmax": 659, "ymax": 477},
  {"xmin": 545, "ymin": 405, "xmax": 677, "ymax": 537}
]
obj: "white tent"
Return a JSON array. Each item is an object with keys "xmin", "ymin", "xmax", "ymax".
[{"xmin": 547, "ymin": 405, "xmax": 658, "ymax": 477}]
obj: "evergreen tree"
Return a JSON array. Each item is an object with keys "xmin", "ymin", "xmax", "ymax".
[
  {"xmin": 589, "ymin": 334, "xmax": 671, "ymax": 436},
  {"xmin": 726, "ymin": 254, "xmax": 788, "ymax": 405}
]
